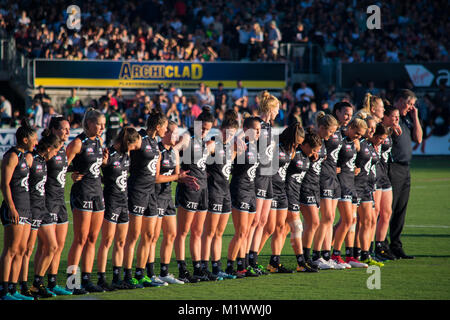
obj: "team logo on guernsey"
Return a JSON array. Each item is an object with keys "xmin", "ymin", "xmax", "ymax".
[
  {"xmin": 296, "ymin": 159, "xmax": 303, "ymax": 167},
  {"xmin": 312, "ymin": 158, "xmax": 325, "ymax": 175},
  {"xmin": 364, "ymin": 159, "xmax": 372, "ymax": 175},
  {"xmin": 21, "ymin": 162, "xmax": 27, "ymax": 170},
  {"xmin": 196, "ymin": 152, "xmax": 208, "ymax": 171},
  {"xmin": 57, "ymin": 166, "xmax": 67, "ymax": 188},
  {"xmin": 371, "ymin": 164, "xmax": 376, "ymax": 176},
  {"xmin": 163, "ymin": 169, "xmax": 174, "ymax": 176},
  {"xmin": 148, "ymin": 156, "xmax": 158, "ymax": 175},
  {"xmin": 346, "ymin": 154, "xmax": 357, "ymax": 171},
  {"xmin": 332, "ymin": 134, "xmax": 339, "ymax": 142},
  {"xmin": 116, "ymin": 170, "xmax": 128, "ymax": 192},
  {"xmin": 278, "ymin": 162, "xmax": 290, "ymax": 181},
  {"xmin": 247, "ymin": 161, "xmax": 259, "ymax": 181},
  {"xmin": 162, "ymin": 159, "xmax": 170, "ymax": 166},
  {"xmin": 55, "ymin": 155, "xmax": 62, "ymax": 162},
  {"xmin": 21, "ymin": 173, "xmax": 29, "ymax": 191},
  {"xmin": 265, "ymin": 143, "xmax": 274, "ymax": 159},
  {"xmin": 89, "ymin": 158, "xmax": 103, "ymax": 178},
  {"xmin": 330, "ymin": 145, "xmax": 342, "ymax": 163},
  {"xmin": 382, "ymin": 147, "xmax": 391, "ymax": 163},
  {"xmin": 36, "ymin": 176, "xmax": 47, "ymax": 196},
  {"xmin": 113, "ymin": 161, "xmax": 121, "ymax": 168},
  {"xmin": 222, "ymin": 161, "xmax": 232, "ymax": 179},
  {"xmin": 36, "ymin": 164, "xmax": 43, "ymax": 172},
  {"xmin": 291, "ymin": 172, "xmax": 306, "ymax": 184},
  {"xmin": 279, "ymin": 151, "xmax": 285, "ymax": 158},
  {"xmin": 86, "ymin": 147, "xmax": 94, "ymax": 154},
  {"xmin": 145, "ymin": 144, "xmax": 152, "ymax": 151}
]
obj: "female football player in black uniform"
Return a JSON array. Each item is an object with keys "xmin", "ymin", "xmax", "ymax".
[
  {"xmin": 332, "ymin": 118, "xmax": 368, "ymax": 268},
  {"xmin": 297, "ymin": 112, "xmax": 338, "ymax": 271},
  {"xmin": 153, "ymin": 121, "xmax": 199, "ymax": 285},
  {"xmin": 20, "ymin": 130, "xmax": 62, "ymax": 299},
  {"xmin": 311, "ymin": 102, "xmax": 353, "ymax": 270},
  {"xmin": 174, "ymin": 109, "xmax": 215, "ymax": 282},
  {"xmin": 123, "ymin": 112, "xmax": 168, "ymax": 288},
  {"xmin": 201, "ymin": 116, "xmax": 239, "ymax": 280},
  {"xmin": 247, "ymin": 91, "xmax": 280, "ymax": 274},
  {"xmin": 96, "ymin": 127, "xmax": 142, "ymax": 291},
  {"xmin": 66, "ymin": 108, "xmax": 108, "ymax": 293},
  {"xmin": 0, "ymin": 120, "xmax": 37, "ymax": 300},
  {"xmin": 225, "ymin": 117, "xmax": 261, "ymax": 277},
  {"xmin": 38, "ymin": 117, "xmax": 73, "ymax": 295},
  {"xmin": 354, "ymin": 115, "xmax": 384, "ymax": 267},
  {"xmin": 374, "ymin": 105, "xmax": 400, "ymax": 260}
]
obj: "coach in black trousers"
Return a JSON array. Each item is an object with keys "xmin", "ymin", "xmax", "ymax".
[{"xmin": 389, "ymin": 89, "xmax": 423, "ymax": 259}]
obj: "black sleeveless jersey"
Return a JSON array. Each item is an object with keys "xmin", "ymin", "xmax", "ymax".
[
  {"xmin": 155, "ymin": 142, "xmax": 177, "ymax": 199},
  {"xmin": 337, "ymin": 137, "xmax": 357, "ymax": 176},
  {"xmin": 3, "ymin": 147, "xmax": 30, "ymax": 210},
  {"xmin": 206, "ymin": 140, "xmax": 233, "ymax": 194},
  {"xmin": 102, "ymin": 146, "xmax": 130, "ymax": 201},
  {"xmin": 45, "ymin": 146, "xmax": 68, "ymax": 203},
  {"xmin": 180, "ymin": 127, "xmax": 209, "ymax": 189},
  {"xmin": 355, "ymin": 139, "xmax": 372, "ymax": 185},
  {"xmin": 29, "ymin": 151, "xmax": 47, "ymax": 208},
  {"xmin": 302, "ymin": 143, "xmax": 327, "ymax": 186},
  {"xmin": 72, "ymin": 133, "xmax": 103, "ymax": 188},
  {"xmin": 129, "ymin": 129, "xmax": 159, "ymax": 190},
  {"xmin": 231, "ymin": 140, "xmax": 260, "ymax": 185},
  {"xmin": 256, "ymin": 118, "xmax": 274, "ymax": 174},
  {"xmin": 321, "ymin": 129, "xmax": 343, "ymax": 177},
  {"xmin": 272, "ymin": 143, "xmax": 292, "ymax": 188},
  {"xmin": 286, "ymin": 146, "xmax": 311, "ymax": 185}
]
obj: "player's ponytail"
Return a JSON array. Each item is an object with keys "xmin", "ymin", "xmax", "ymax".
[
  {"xmin": 302, "ymin": 127, "xmax": 322, "ymax": 149},
  {"xmin": 258, "ymin": 90, "xmax": 280, "ymax": 114},
  {"xmin": 82, "ymin": 108, "xmax": 104, "ymax": 134},
  {"xmin": 16, "ymin": 118, "xmax": 36, "ymax": 148},
  {"xmin": 115, "ymin": 126, "xmax": 140, "ymax": 154},
  {"xmin": 35, "ymin": 130, "xmax": 61, "ymax": 155},
  {"xmin": 146, "ymin": 111, "xmax": 168, "ymax": 132},
  {"xmin": 316, "ymin": 111, "xmax": 338, "ymax": 129},
  {"xmin": 279, "ymin": 121, "xmax": 305, "ymax": 152}
]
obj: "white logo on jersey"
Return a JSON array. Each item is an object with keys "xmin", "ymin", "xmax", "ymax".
[
  {"xmin": 163, "ymin": 169, "xmax": 174, "ymax": 176},
  {"xmin": 278, "ymin": 162, "xmax": 290, "ymax": 181},
  {"xmin": 330, "ymin": 144, "xmax": 342, "ymax": 163},
  {"xmin": 346, "ymin": 154, "xmax": 357, "ymax": 171},
  {"xmin": 222, "ymin": 161, "xmax": 232, "ymax": 179},
  {"xmin": 291, "ymin": 172, "xmax": 306, "ymax": 184},
  {"xmin": 196, "ymin": 152, "xmax": 208, "ymax": 171},
  {"xmin": 36, "ymin": 176, "xmax": 47, "ymax": 196},
  {"xmin": 247, "ymin": 161, "xmax": 259, "ymax": 182},
  {"xmin": 266, "ymin": 143, "xmax": 274, "ymax": 159},
  {"xmin": 364, "ymin": 159, "xmax": 372, "ymax": 175},
  {"xmin": 89, "ymin": 158, "xmax": 102, "ymax": 178},
  {"xmin": 116, "ymin": 170, "xmax": 128, "ymax": 192},
  {"xmin": 382, "ymin": 147, "xmax": 391, "ymax": 163},
  {"xmin": 147, "ymin": 156, "xmax": 158, "ymax": 175},
  {"xmin": 57, "ymin": 166, "xmax": 68, "ymax": 188},
  {"xmin": 371, "ymin": 164, "xmax": 377, "ymax": 176},
  {"xmin": 21, "ymin": 173, "xmax": 29, "ymax": 191},
  {"xmin": 312, "ymin": 158, "xmax": 325, "ymax": 175}
]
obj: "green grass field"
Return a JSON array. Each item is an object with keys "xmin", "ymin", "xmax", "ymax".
[{"xmin": 1, "ymin": 156, "xmax": 449, "ymax": 300}]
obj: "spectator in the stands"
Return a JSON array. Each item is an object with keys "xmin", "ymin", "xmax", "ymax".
[
  {"xmin": 33, "ymin": 86, "xmax": 52, "ymax": 113},
  {"xmin": 366, "ymin": 81, "xmax": 380, "ymax": 96},
  {"xmin": 295, "ymin": 81, "xmax": 314, "ymax": 102},
  {"xmin": 27, "ymin": 98, "xmax": 43, "ymax": 128},
  {"xmin": 287, "ymin": 104, "xmax": 302, "ymax": 126},
  {"xmin": 167, "ymin": 102, "xmax": 181, "ymax": 126},
  {"xmin": 167, "ymin": 84, "xmax": 183, "ymax": 103},
  {"xmin": 294, "ymin": 22, "xmax": 308, "ymax": 43},
  {"xmin": 42, "ymin": 105, "xmax": 59, "ymax": 128},
  {"xmin": 195, "ymin": 82, "xmax": 208, "ymax": 107},
  {"xmin": 0, "ymin": 95, "xmax": 12, "ymax": 127},
  {"xmin": 267, "ymin": 20, "xmax": 282, "ymax": 55},
  {"xmin": 204, "ymin": 86, "xmax": 215, "ymax": 107},
  {"xmin": 231, "ymin": 80, "xmax": 248, "ymax": 102},
  {"xmin": 65, "ymin": 88, "xmax": 80, "ymax": 119}
]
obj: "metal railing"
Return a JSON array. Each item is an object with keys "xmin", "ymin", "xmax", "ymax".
[{"xmin": 280, "ymin": 42, "xmax": 324, "ymax": 74}]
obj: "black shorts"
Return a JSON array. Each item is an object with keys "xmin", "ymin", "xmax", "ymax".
[
  {"xmin": 286, "ymin": 179, "xmax": 301, "ymax": 212},
  {"xmin": 31, "ymin": 204, "xmax": 49, "ymax": 230},
  {"xmin": 376, "ymin": 172, "xmax": 392, "ymax": 191},
  {"xmin": 175, "ymin": 183, "xmax": 208, "ymax": 212},
  {"xmin": 255, "ymin": 175, "xmax": 273, "ymax": 200},
  {"xmin": 208, "ymin": 189, "xmax": 232, "ymax": 214},
  {"xmin": 320, "ymin": 174, "xmax": 341, "ymax": 200},
  {"xmin": 1, "ymin": 201, "xmax": 31, "ymax": 226},
  {"xmin": 128, "ymin": 187, "xmax": 158, "ymax": 217},
  {"xmin": 271, "ymin": 182, "xmax": 288, "ymax": 210},
  {"xmin": 230, "ymin": 182, "xmax": 256, "ymax": 213},
  {"xmin": 300, "ymin": 185, "xmax": 320, "ymax": 208},
  {"xmin": 46, "ymin": 200, "xmax": 68, "ymax": 225},
  {"xmin": 70, "ymin": 183, "xmax": 105, "ymax": 213},
  {"xmin": 105, "ymin": 201, "xmax": 129, "ymax": 224},
  {"xmin": 157, "ymin": 198, "xmax": 176, "ymax": 218},
  {"xmin": 338, "ymin": 174, "xmax": 357, "ymax": 204},
  {"xmin": 356, "ymin": 186, "xmax": 374, "ymax": 206}
]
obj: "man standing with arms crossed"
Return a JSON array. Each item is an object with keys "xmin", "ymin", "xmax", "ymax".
[{"xmin": 389, "ymin": 89, "xmax": 422, "ymax": 259}]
